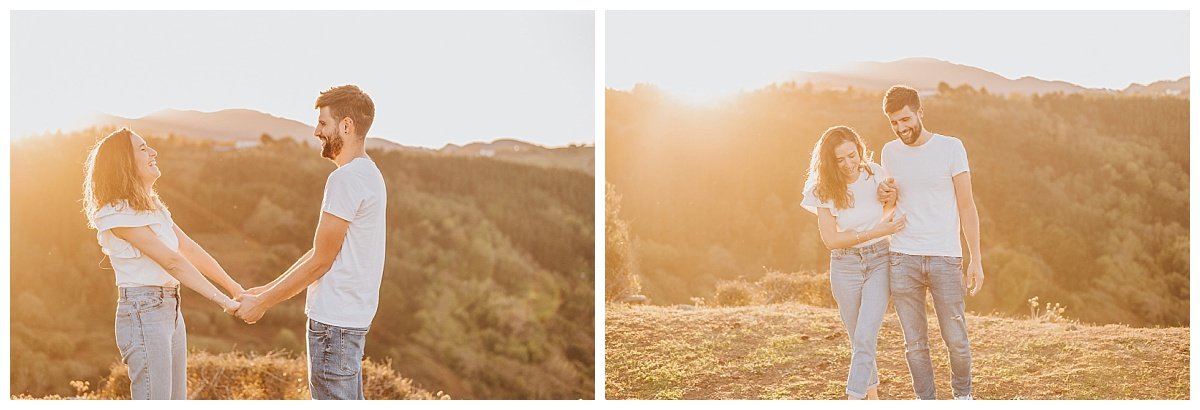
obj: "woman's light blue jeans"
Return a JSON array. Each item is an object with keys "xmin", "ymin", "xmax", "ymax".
[
  {"xmin": 115, "ymin": 286, "xmax": 187, "ymax": 400},
  {"xmin": 828, "ymin": 239, "xmax": 890, "ymax": 399}
]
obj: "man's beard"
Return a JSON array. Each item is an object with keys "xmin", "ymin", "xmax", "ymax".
[
  {"xmin": 320, "ymin": 134, "xmax": 344, "ymax": 160},
  {"xmin": 898, "ymin": 119, "xmax": 924, "ymax": 145}
]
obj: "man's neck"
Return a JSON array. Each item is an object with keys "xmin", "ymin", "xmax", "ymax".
[{"xmin": 334, "ymin": 145, "xmax": 368, "ymax": 167}]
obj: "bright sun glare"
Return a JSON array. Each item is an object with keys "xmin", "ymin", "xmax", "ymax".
[{"xmin": 653, "ymin": 72, "xmax": 793, "ymax": 106}]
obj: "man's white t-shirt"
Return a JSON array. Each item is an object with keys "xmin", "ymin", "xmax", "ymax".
[
  {"xmin": 881, "ymin": 133, "xmax": 970, "ymax": 257},
  {"xmin": 305, "ymin": 157, "xmax": 388, "ymax": 329},
  {"xmin": 801, "ymin": 162, "xmax": 889, "ymax": 248},
  {"xmin": 94, "ymin": 199, "xmax": 182, "ymax": 288}
]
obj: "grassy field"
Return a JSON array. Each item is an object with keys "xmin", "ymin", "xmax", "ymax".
[
  {"xmin": 13, "ymin": 350, "xmax": 449, "ymax": 400},
  {"xmin": 605, "ymin": 303, "xmax": 1190, "ymax": 400}
]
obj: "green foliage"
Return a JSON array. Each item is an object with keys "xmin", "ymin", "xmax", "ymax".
[
  {"xmin": 10, "ymin": 129, "xmax": 594, "ymax": 398},
  {"xmin": 606, "ymin": 86, "xmax": 1188, "ymax": 326},
  {"xmin": 605, "ymin": 182, "xmax": 641, "ymax": 301}
]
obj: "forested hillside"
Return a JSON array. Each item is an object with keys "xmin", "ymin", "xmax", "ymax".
[{"xmin": 10, "ymin": 129, "xmax": 595, "ymax": 399}]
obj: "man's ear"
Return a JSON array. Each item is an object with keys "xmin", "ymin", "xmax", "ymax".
[{"xmin": 340, "ymin": 117, "xmax": 355, "ymax": 137}]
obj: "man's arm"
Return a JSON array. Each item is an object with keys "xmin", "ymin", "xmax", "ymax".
[
  {"xmin": 953, "ymin": 171, "xmax": 984, "ymax": 296},
  {"xmin": 246, "ymin": 248, "xmax": 315, "ymax": 295},
  {"xmin": 237, "ymin": 212, "xmax": 350, "ymax": 323}
]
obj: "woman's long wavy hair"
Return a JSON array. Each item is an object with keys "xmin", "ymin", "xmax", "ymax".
[
  {"xmin": 806, "ymin": 125, "xmax": 875, "ymax": 210},
  {"xmin": 82, "ymin": 128, "xmax": 160, "ymax": 228}
]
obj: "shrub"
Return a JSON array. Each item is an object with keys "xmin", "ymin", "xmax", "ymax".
[
  {"xmin": 605, "ymin": 182, "xmax": 641, "ymax": 301},
  {"xmin": 757, "ymin": 270, "xmax": 834, "ymax": 307},
  {"xmin": 714, "ymin": 281, "xmax": 754, "ymax": 307}
]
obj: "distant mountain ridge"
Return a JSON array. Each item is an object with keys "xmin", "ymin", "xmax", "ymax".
[
  {"xmin": 90, "ymin": 108, "xmax": 593, "ymax": 174},
  {"xmin": 790, "ymin": 57, "xmax": 1188, "ymax": 96},
  {"xmin": 441, "ymin": 138, "xmax": 595, "ymax": 175},
  {"xmin": 1123, "ymin": 77, "xmax": 1190, "ymax": 96},
  {"xmin": 91, "ymin": 108, "xmax": 410, "ymax": 151}
]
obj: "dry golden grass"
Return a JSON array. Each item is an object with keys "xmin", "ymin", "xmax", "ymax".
[
  {"xmin": 13, "ymin": 350, "xmax": 449, "ymax": 400},
  {"xmin": 605, "ymin": 303, "xmax": 1189, "ymax": 399}
]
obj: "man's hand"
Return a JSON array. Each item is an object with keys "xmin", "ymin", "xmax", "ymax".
[
  {"xmin": 966, "ymin": 261, "xmax": 985, "ymax": 296},
  {"xmin": 877, "ymin": 177, "xmax": 897, "ymax": 204},
  {"xmin": 235, "ymin": 293, "xmax": 270, "ymax": 324}
]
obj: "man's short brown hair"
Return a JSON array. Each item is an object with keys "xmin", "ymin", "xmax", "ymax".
[
  {"xmin": 315, "ymin": 85, "xmax": 375, "ymax": 138},
  {"xmin": 882, "ymin": 85, "xmax": 921, "ymax": 114}
]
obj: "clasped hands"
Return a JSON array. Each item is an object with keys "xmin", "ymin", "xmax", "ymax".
[
  {"xmin": 876, "ymin": 177, "xmax": 897, "ymax": 204},
  {"xmin": 221, "ymin": 285, "xmax": 272, "ymax": 325}
]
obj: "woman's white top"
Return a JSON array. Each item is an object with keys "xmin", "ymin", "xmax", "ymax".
[
  {"xmin": 801, "ymin": 162, "xmax": 888, "ymax": 248},
  {"xmin": 94, "ymin": 199, "xmax": 181, "ymax": 288}
]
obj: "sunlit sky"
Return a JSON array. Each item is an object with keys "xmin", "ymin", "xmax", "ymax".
[
  {"xmin": 608, "ymin": 11, "xmax": 1189, "ymax": 102},
  {"xmin": 10, "ymin": 11, "xmax": 594, "ymax": 148}
]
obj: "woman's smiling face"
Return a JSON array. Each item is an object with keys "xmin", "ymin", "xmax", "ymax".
[{"xmin": 129, "ymin": 132, "xmax": 160, "ymax": 186}]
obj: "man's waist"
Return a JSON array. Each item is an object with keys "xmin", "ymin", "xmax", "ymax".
[
  {"xmin": 305, "ymin": 306, "xmax": 378, "ymax": 329},
  {"xmin": 889, "ymin": 244, "xmax": 963, "ymax": 258}
]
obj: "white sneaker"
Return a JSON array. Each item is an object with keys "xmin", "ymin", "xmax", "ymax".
[{"xmin": 954, "ymin": 395, "xmax": 973, "ymax": 400}]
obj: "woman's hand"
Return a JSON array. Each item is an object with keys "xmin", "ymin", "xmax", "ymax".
[
  {"xmin": 880, "ymin": 213, "xmax": 908, "ymax": 235},
  {"xmin": 222, "ymin": 298, "xmax": 241, "ymax": 315},
  {"xmin": 228, "ymin": 282, "xmax": 247, "ymax": 299}
]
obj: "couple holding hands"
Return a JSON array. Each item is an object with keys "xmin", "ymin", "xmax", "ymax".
[
  {"xmin": 801, "ymin": 85, "xmax": 984, "ymax": 400},
  {"xmin": 81, "ymin": 85, "xmax": 387, "ymax": 400}
]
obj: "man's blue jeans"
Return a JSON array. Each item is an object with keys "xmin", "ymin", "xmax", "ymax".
[
  {"xmin": 307, "ymin": 318, "xmax": 370, "ymax": 400},
  {"xmin": 890, "ymin": 252, "xmax": 973, "ymax": 399}
]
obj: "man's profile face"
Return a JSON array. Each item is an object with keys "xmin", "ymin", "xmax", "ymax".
[
  {"xmin": 314, "ymin": 106, "xmax": 344, "ymax": 160},
  {"xmin": 887, "ymin": 105, "xmax": 924, "ymax": 146}
]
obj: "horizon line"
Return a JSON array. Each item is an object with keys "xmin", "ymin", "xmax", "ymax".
[{"xmin": 12, "ymin": 109, "xmax": 595, "ymax": 150}]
